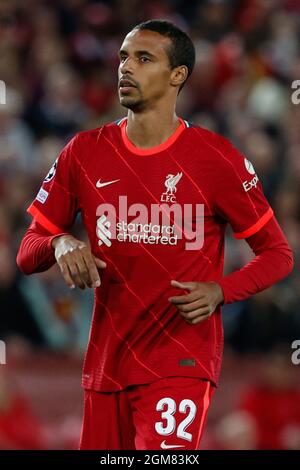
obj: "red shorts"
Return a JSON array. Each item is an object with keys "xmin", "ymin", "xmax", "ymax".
[{"xmin": 79, "ymin": 377, "xmax": 214, "ymax": 450}]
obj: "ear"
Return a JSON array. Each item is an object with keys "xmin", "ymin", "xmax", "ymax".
[{"xmin": 170, "ymin": 65, "xmax": 188, "ymax": 89}]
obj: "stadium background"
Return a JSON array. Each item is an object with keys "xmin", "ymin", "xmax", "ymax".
[{"xmin": 0, "ymin": 0, "xmax": 300, "ymax": 449}]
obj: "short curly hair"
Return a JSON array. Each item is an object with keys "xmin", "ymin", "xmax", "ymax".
[{"xmin": 133, "ymin": 19, "xmax": 195, "ymax": 91}]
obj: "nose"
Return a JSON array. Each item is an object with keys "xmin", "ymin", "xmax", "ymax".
[{"xmin": 119, "ymin": 57, "xmax": 134, "ymax": 75}]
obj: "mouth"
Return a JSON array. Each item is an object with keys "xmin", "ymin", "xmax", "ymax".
[{"xmin": 119, "ymin": 79, "xmax": 137, "ymax": 94}]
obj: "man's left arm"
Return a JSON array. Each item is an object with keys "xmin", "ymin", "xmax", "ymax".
[
  {"xmin": 217, "ymin": 215, "xmax": 293, "ymax": 304},
  {"xmin": 169, "ymin": 216, "xmax": 293, "ymax": 324}
]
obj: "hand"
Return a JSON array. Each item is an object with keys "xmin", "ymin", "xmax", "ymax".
[
  {"xmin": 168, "ymin": 280, "xmax": 224, "ymax": 325},
  {"xmin": 52, "ymin": 235, "xmax": 106, "ymax": 289}
]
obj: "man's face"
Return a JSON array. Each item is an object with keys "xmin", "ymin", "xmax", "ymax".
[{"xmin": 118, "ymin": 29, "xmax": 173, "ymax": 111}]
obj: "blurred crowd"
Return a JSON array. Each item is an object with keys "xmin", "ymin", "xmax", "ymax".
[{"xmin": 0, "ymin": 0, "xmax": 300, "ymax": 449}]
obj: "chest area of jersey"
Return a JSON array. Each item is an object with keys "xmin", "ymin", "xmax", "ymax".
[{"xmin": 80, "ymin": 152, "xmax": 212, "ymax": 251}]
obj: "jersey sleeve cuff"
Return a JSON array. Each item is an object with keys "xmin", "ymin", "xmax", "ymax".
[
  {"xmin": 27, "ymin": 204, "xmax": 63, "ymax": 235},
  {"xmin": 233, "ymin": 207, "xmax": 273, "ymax": 239}
]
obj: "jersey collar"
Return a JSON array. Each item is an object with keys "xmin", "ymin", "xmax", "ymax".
[{"xmin": 118, "ymin": 117, "xmax": 188, "ymax": 156}]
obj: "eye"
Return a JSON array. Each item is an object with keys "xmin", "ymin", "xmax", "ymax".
[{"xmin": 140, "ymin": 56, "xmax": 150, "ymax": 63}]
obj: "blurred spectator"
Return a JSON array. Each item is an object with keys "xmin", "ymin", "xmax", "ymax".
[
  {"xmin": 215, "ymin": 410, "xmax": 257, "ymax": 450},
  {"xmin": 26, "ymin": 64, "xmax": 88, "ymax": 138},
  {"xmin": 227, "ymin": 287, "xmax": 300, "ymax": 354},
  {"xmin": 0, "ymin": 87, "xmax": 36, "ymax": 173},
  {"xmin": 0, "ymin": 241, "xmax": 46, "ymax": 347},
  {"xmin": 0, "ymin": 239, "xmax": 92, "ymax": 352},
  {"xmin": 0, "ymin": 370, "xmax": 47, "ymax": 449},
  {"xmin": 214, "ymin": 346, "xmax": 300, "ymax": 450}
]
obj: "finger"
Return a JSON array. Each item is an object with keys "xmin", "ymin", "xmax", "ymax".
[
  {"xmin": 180, "ymin": 307, "xmax": 212, "ymax": 320},
  {"xmin": 185, "ymin": 313, "xmax": 211, "ymax": 325},
  {"xmin": 66, "ymin": 258, "xmax": 86, "ymax": 289},
  {"xmin": 177, "ymin": 299, "xmax": 209, "ymax": 313},
  {"xmin": 94, "ymin": 257, "xmax": 107, "ymax": 269},
  {"xmin": 82, "ymin": 253, "xmax": 102, "ymax": 288},
  {"xmin": 59, "ymin": 261, "xmax": 75, "ymax": 289},
  {"xmin": 171, "ymin": 280, "xmax": 198, "ymax": 291},
  {"xmin": 169, "ymin": 290, "xmax": 204, "ymax": 304},
  {"xmin": 74, "ymin": 253, "xmax": 92, "ymax": 287}
]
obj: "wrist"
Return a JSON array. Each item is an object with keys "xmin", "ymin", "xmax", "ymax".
[
  {"xmin": 214, "ymin": 280, "xmax": 226, "ymax": 305},
  {"xmin": 51, "ymin": 234, "xmax": 70, "ymax": 250},
  {"xmin": 210, "ymin": 281, "xmax": 225, "ymax": 306}
]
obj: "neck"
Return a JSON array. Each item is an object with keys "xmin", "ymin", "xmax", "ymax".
[{"xmin": 126, "ymin": 106, "xmax": 180, "ymax": 149}]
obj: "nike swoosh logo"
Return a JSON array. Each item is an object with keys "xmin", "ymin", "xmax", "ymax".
[
  {"xmin": 160, "ymin": 440, "xmax": 185, "ymax": 449},
  {"xmin": 96, "ymin": 179, "xmax": 120, "ymax": 188}
]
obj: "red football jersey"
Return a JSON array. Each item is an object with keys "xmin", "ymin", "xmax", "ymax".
[{"xmin": 27, "ymin": 118, "xmax": 273, "ymax": 392}]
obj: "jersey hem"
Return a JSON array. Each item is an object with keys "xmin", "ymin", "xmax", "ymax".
[{"xmin": 81, "ymin": 372, "xmax": 219, "ymax": 393}]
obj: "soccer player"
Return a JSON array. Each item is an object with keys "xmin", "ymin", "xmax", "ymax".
[{"xmin": 17, "ymin": 20, "xmax": 293, "ymax": 450}]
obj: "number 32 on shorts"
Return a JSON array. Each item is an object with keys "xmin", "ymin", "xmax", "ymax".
[{"xmin": 155, "ymin": 397, "xmax": 197, "ymax": 441}]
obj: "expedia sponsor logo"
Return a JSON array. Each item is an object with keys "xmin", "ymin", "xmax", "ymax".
[{"xmin": 243, "ymin": 158, "xmax": 259, "ymax": 192}]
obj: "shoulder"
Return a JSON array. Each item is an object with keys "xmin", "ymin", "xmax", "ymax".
[
  {"xmin": 75, "ymin": 119, "xmax": 122, "ymax": 146},
  {"xmin": 66, "ymin": 120, "xmax": 122, "ymax": 162},
  {"xmin": 190, "ymin": 124, "xmax": 247, "ymax": 172},
  {"xmin": 190, "ymin": 125, "xmax": 234, "ymax": 156}
]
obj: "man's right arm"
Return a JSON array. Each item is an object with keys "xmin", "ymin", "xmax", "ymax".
[
  {"xmin": 17, "ymin": 219, "xmax": 106, "ymax": 289},
  {"xmin": 16, "ymin": 219, "xmax": 65, "ymax": 274}
]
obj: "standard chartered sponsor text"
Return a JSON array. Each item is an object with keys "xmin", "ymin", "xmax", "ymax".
[
  {"xmin": 96, "ymin": 196, "xmax": 204, "ymax": 250},
  {"xmin": 117, "ymin": 221, "xmax": 178, "ymax": 245}
]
